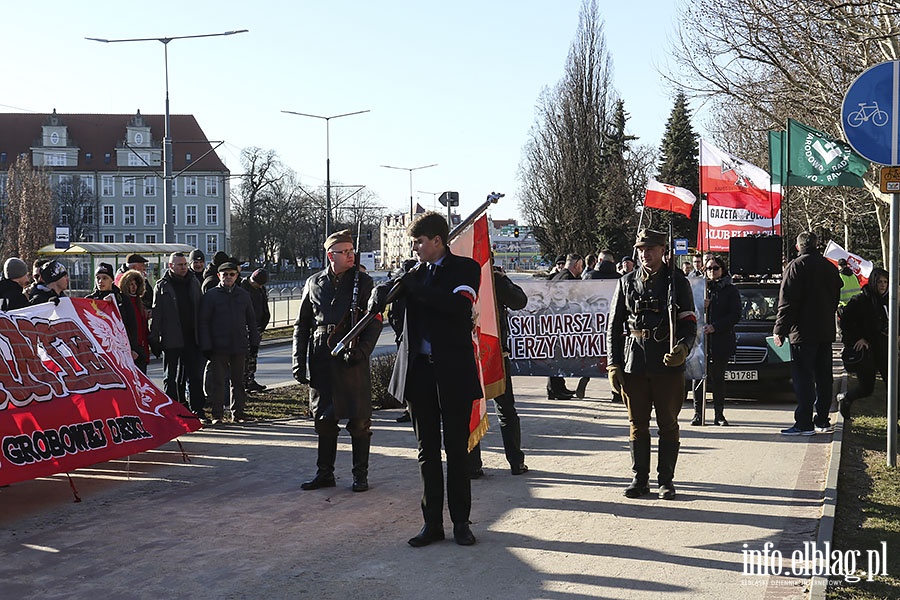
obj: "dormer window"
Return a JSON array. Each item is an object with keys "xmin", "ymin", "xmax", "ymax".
[
  {"xmin": 185, "ymin": 153, "xmax": 192, "ymax": 163},
  {"xmin": 50, "ymin": 132, "xmax": 60, "ymax": 145},
  {"xmin": 85, "ymin": 153, "xmax": 92, "ymax": 164},
  {"xmin": 104, "ymin": 153, "xmax": 111, "ymax": 164}
]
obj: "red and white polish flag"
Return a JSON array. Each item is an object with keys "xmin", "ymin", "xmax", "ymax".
[{"xmin": 644, "ymin": 178, "xmax": 697, "ymax": 218}]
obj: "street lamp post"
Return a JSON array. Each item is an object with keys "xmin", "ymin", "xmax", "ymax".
[
  {"xmin": 87, "ymin": 30, "xmax": 248, "ymax": 244},
  {"xmin": 381, "ymin": 163, "xmax": 438, "ymax": 225},
  {"xmin": 282, "ymin": 109, "xmax": 370, "ymax": 237}
]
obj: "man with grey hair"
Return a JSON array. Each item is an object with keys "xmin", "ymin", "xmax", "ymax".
[{"xmin": 773, "ymin": 231, "xmax": 842, "ymax": 435}]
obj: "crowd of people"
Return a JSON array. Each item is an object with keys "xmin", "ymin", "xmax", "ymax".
[{"xmin": 0, "ymin": 251, "xmax": 271, "ymax": 427}]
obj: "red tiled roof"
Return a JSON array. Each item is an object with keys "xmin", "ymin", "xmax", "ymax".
[{"xmin": 0, "ymin": 112, "xmax": 228, "ymax": 172}]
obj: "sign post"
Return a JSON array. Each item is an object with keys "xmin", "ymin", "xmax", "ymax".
[{"xmin": 842, "ymin": 60, "xmax": 900, "ymax": 466}]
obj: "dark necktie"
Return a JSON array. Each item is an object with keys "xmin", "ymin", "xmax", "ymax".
[{"xmin": 424, "ymin": 263, "xmax": 436, "ymax": 286}]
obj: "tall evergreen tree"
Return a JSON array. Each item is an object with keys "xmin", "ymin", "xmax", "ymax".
[
  {"xmin": 654, "ymin": 91, "xmax": 699, "ymax": 242},
  {"xmin": 595, "ymin": 99, "xmax": 639, "ymax": 254}
]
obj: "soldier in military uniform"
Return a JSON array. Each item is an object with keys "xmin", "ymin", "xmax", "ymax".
[
  {"xmin": 606, "ymin": 229, "xmax": 697, "ymax": 500},
  {"xmin": 292, "ymin": 229, "xmax": 383, "ymax": 492}
]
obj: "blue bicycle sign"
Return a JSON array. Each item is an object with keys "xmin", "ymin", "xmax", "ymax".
[{"xmin": 846, "ymin": 101, "xmax": 889, "ymax": 128}]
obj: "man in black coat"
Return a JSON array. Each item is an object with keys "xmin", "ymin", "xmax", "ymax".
[
  {"xmin": 547, "ymin": 253, "xmax": 583, "ymax": 399},
  {"xmin": 773, "ymin": 231, "xmax": 842, "ymax": 435},
  {"xmin": 292, "ymin": 230, "xmax": 382, "ymax": 492},
  {"xmin": 0, "ymin": 258, "xmax": 30, "ymax": 311},
  {"xmin": 371, "ymin": 212, "xmax": 482, "ymax": 547}
]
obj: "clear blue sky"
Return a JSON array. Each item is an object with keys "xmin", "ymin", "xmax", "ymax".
[{"xmin": 1, "ymin": 1, "xmax": 681, "ymax": 224}]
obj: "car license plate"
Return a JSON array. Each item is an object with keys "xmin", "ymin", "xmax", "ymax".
[{"xmin": 725, "ymin": 370, "xmax": 758, "ymax": 381}]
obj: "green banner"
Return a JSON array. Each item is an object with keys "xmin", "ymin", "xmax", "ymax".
[
  {"xmin": 768, "ymin": 130, "xmax": 785, "ymax": 186},
  {"xmin": 785, "ymin": 119, "xmax": 868, "ymax": 187}
]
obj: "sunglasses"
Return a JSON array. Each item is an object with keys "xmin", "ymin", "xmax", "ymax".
[
  {"xmin": 221, "ymin": 271, "xmax": 238, "ymax": 277},
  {"xmin": 706, "ymin": 266, "xmax": 722, "ymax": 271}
]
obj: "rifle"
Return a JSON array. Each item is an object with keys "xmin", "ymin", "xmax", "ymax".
[{"xmin": 331, "ymin": 191, "xmax": 504, "ymax": 356}]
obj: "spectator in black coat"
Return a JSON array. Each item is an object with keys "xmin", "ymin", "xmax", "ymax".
[
  {"xmin": 240, "ymin": 268, "xmax": 271, "ymax": 392},
  {"xmin": 0, "ymin": 258, "xmax": 30, "ymax": 311}
]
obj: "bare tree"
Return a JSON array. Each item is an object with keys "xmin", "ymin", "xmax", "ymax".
[
  {"xmin": 53, "ymin": 176, "xmax": 99, "ymax": 242},
  {"xmin": 4, "ymin": 156, "xmax": 52, "ymax": 264},
  {"xmin": 519, "ymin": 0, "xmax": 620, "ymax": 258},
  {"xmin": 668, "ymin": 0, "xmax": 899, "ymax": 261}
]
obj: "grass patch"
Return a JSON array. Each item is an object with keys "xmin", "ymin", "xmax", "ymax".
[
  {"xmin": 243, "ymin": 352, "xmax": 401, "ymax": 420},
  {"xmin": 261, "ymin": 326, "xmax": 293, "ymax": 341},
  {"xmin": 830, "ymin": 383, "xmax": 900, "ymax": 599}
]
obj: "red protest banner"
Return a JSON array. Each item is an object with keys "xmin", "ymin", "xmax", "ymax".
[{"xmin": 0, "ymin": 298, "xmax": 200, "ymax": 486}]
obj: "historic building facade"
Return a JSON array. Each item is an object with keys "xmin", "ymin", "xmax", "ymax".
[{"xmin": 0, "ymin": 110, "xmax": 231, "ymax": 254}]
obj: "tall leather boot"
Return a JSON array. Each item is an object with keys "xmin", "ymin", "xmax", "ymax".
[
  {"xmin": 350, "ymin": 435, "xmax": 371, "ymax": 492},
  {"xmin": 657, "ymin": 439, "xmax": 681, "ymax": 500},
  {"xmin": 691, "ymin": 396, "xmax": 702, "ymax": 426},
  {"xmin": 714, "ymin": 402, "xmax": 728, "ymax": 426},
  {"xmin": 301, "ymin": 435, "xmax": 338, "ymax": 490},
  {"xmin": 624, "ymin": 435, "xmax": 651, "ymax": 498}
]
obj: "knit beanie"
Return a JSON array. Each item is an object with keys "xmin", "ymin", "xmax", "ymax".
[{"xmin": 3, "ymin": 257, "xmax": 28, "ymax": 280}]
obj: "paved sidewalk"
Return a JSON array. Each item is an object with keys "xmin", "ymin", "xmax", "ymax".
[{"xmin": 0, "ymin": 376, "xmax": 838, "ymax": 599}]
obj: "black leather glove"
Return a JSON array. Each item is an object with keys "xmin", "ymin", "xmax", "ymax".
[
  {"xmin": 369, "ymin": 284, "xmax": 391, "ymax": 313},
  {"xmin": 150, "ymin": 340, "xmax": 162, "ymax": 359},
  {"xmin": 293, "ymin": 370, "xmax": 309, "ymax": 385},
  {"xmin": 342, "ymin": 347, "xmax": 364, "ymax": 366}
]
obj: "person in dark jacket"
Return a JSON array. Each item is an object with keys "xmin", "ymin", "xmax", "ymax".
[
  {"xmin": 86, "ymin": 262, "xmax": 144, "ymax": 368},
  {"xmin": 0, "ymin": 257, "xmax": 30, "ymax": 311},
  {"xmin": 577, "ymin": 250, "xmax": 620, "ymax": 398},
  {"xmin": 293, "ymin": 230, "xmax": 382, "ymax": 493},
  {"xmin": 547, "ymin": 253, "xmax": 583, "ymax": 399},
  {"xmin": 24, "ymin": 258, "xmax": 48, "ymax": 301},
  {"xmin": 150, "ymin": 252, "xmax": 206, "ymax": 417},
  {"xmin": 189, "ymin": 249, "xmax": 206, "ymax": 283},
  {"xmin": 29, "ymin": 260, "xmax": 69, "ymax": 305},
  {"xmin": 369, "ymin": 212, "xmax": 481, "ymax": 547},
  {"xmin": 773, "ymin": 231, "xmax": 842, "ymax": 435},
  {"xmin": 693, "ymin": 256, "xmax": 742, "ymax": 426},
  {"xmin": 199, "ymin": 262, "xmax": 261, "ymax": 424},
  {"xmin": 468, "ymin": 265, "xmax": 530, "ymax": 478},
  {"xmin": 837, "ymin": 268, "xmax": 889, "ymax": 419},
  {"xmin": 241, "ymin": 268, "xmax": 271, "ymax": 393},
  {"xmin": 201, "ymin": 250, "xmax": 230, "ymax": 294}
]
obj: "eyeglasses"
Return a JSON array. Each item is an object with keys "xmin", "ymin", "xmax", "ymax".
[
  {"xmin": 706, "ymin": 266, "xmax": 721, "ymax": 272},
  {"xmin": 330, "ymin": 248, "xmax": 355, "ymax": 256}
]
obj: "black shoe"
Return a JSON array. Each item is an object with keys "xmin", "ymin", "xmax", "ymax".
[
  {"xmin": 714, "ymin": 416, "xmax": 729, "ymax": 426},
  {"xmin": 469, "ymin": 468, "xmax": 485, "ymax": 480},
  {"xmin": 351, "ymin": 478, "xmax": 369, "ymax": 492},
  {"xmin": 511, "ymin": 463, "xmax": 529, "ymax": 475},
  {"xmin": 659, "ymin": 481, "xmax": 677, "ymax": 500},
  {"xmin": 624, "ymin": 477, "xmax": 650, "ymax": 498},
  {"xmin": 453, "ymin": 523, "xmax": 476, "ymax": 546},
  {"xmin": 690, "ymin": 414, "xmax": 701, "ymax": 426},
  {"xmin": 408, "ymin": 524, "xmax": 445, "ymax": 547},
  {"xmin": 233, "ymin": 413, "xmax": 256, "ymax": 424},
  {"xmin": 396, "ymin": 411, "xmax": 411, "ymax": 423},
  {"xmin": 246, "ymin": 381, "xmax": 267, "ymax": 393},
  {"xmin": 547, "ymin": 391, "xmax": 575, "ymax": 400},
  {"xmin": 301, "ymin": 473, "xmax": 336, "ymax": 490},
  {"xmin": 575, "ymin": 379, "xmax": 588, "ymax": 399}
]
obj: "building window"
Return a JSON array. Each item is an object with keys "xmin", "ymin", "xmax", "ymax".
[
  {"xmin": 58, "ymin": 175, "xmax": 73, "ymax": 194},
  {"xmin": 145, "ymin": 234, "xmax": 157, "ymax": 243},
  {"xmin": 103, "ymin": 205, "xmax": 115, "ymax": 225},
  {"xmin": 59, "ymin": 210, "xmax": 69, "ymax": 226},
  {"xmin": 123, "ymin": 205, "xmax": 135, "ymax": 226},
  {"xmin": 83, "ymin": 233, "xmax": 95, "ymax": 242},
  {"xmin": 144, "ymin": 176, "xmax": 157, "ymax": 197},
  {"xmin": 127, "ymin": 152, "xmax": 150, "ymax": 167},
  {"xmin": 82, "ymin": 205, "xmax": 95, "ymax": 225},
  {"xmin": 44, "ymin": 152, "xmax": 66, "ymax": 166},
  {"xmin": 81, "ymin": 176, "xmax": 95, "ymax": 196},
  {"xmin": 206, "ymin": 205, "xmax": 218, "ymax": 226},
  {"xmin": 123, "ymin": 177, "xmax": 136, "ymax": 197},
  {"xmin": 185, "ymin": 176, "xmax": 198, "ymax": 196},
  {"xmin": 144, "ymin": 204, "xmax": 156, "ymax": 226},
  {"xmin": 171, "ymin": 177, "xmax": 178, "ymax": 197},
  {"xmin": 185, "ymin": 205, "xmax": 197, "ymax": 226},
  {"xmin": 124, "ymin": 233, "xmax": 135, "ymax": 243},
  {"xmin": 103, "ymin": 234, "xmax": 115, "ymax": 243},
  {"xmin": 185, "ymin": 233, "xmax": 198, "ymax": 248},
  {"xmin": 206, "ymin": 234, "xmax": 218, "ymax": 256},
  {"xmin": 205, "ymin": 176, "xmax": 218, "ymax": 197},
  {"xmin": 101, "ymin": 175, "xmax": 114, "ymax": 197},
  {"xmin": 171, "ymin": 205, "xmax": 177, "ymax": 226}
]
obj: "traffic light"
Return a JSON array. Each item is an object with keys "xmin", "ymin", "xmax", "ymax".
[{"xmin": 513, "ymin": 227, "xmax": 519, "ymax": 238}]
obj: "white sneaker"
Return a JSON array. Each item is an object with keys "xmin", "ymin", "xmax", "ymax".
[{"xmin": 814, "ymin": 424, "xmax": 835, "ymax": 434}]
